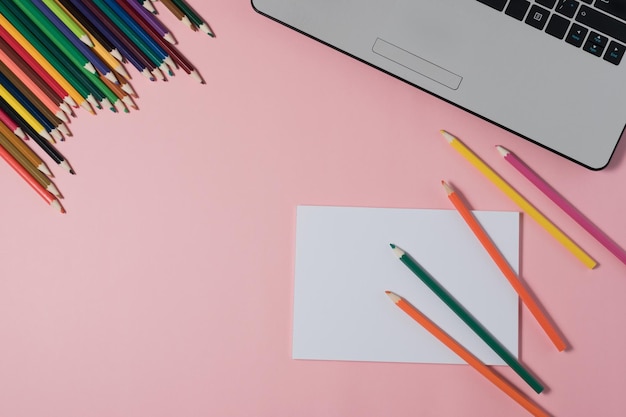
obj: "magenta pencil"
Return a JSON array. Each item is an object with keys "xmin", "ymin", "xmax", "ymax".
[
  {"xmin": 497, "ymin": 145, "xmax": 626, "ymax": 266},
  {"xmin": 0, "ymin": 108, "xmax": 26, "ymax": 140}
]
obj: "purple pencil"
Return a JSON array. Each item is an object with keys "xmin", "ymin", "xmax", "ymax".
[
  {"xmin": 497, "ymin": 145, "xmax": 626, "ymax": 266},
  {"xmin": 124, "ymin": 0, "xmax": 177, "ymax": 44}
]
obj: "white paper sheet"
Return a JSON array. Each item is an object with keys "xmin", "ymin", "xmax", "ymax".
[{"xmin": 293, "ymin": 205, "xmax": 520, "ymax": 365}]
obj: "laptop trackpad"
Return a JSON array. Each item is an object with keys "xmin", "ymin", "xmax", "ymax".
[{"xmin": 372, "ymin": 38, "xmax": 463, "ymax": 90}]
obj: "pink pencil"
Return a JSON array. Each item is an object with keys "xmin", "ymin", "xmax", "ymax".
[
  {"xmin": 497, "ymin": 145, "xmax": 626, "ymax": 266},
  {"xmin": 0, "ymin": 108, "xmax": 25, "ymax": 140}
]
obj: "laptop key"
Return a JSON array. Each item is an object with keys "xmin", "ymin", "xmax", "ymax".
[
  {"xmin": 588, "ymin": 31, "xmax": 609, "ymax": 47},
  {"xmin": 526, "ymin": 5, "xmax": 551, "ymax": 29},
  {"xmin": 536, "ymin": 0, "xmax": 557, "ymax": 8},
  {"xmin": 594, "ymin": 0, "xmax": 626, "ymax": 22},
  {"xmin": 476, "ymin": 0, "xmax": 508, "ymax": 11},
  {"xmin": 565, "ymin": 23, "xmax": 588, "ymax": 46},
  {"xmin": 604, "ymin": 41, "xmax": 626, "ymax": 65},
  {"xmin": 545, "ymin": 13, "xmax": 570, "ymax": 39},
  {"xmin": 556, "ymin": 0, "xmax": 580, "ymax": 18},
  {"xmin": 583, "ymin": 40, "xmax": 606, "ymax": 56},
  {"xmin": 576, "ymin": 5, "xmax": 626, "ymax": 43},
  {"xmin": 506, "ymin": 0, "xmax": 531, "ymax": 20}
]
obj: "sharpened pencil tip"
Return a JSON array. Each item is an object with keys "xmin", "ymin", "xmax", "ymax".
[
  {"xmin": 70, "ymin": 169, "xmax": 76, "ymax": 175},
  {"xmin": 385, "ymin": 291, "xmax": 401, "ymax": 303},
  {"xmin": 390, "ymin": 244, "xmax": 404, "ymax": 258},
  {"xmin": 440, "ymin": 130, "xmax": 455, "ymax": 143},
  {"xmin": 496, "ymin": 145, "xmax": 510, "ymax": 157}
]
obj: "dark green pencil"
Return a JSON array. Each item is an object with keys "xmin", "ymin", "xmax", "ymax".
[{"xmin": 389, "ymin": 243, "xmax": 544, "ymax": 394}]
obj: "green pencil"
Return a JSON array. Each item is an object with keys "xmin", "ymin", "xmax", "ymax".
[
  {"xmin": 389, "ymin": 243, "xmax": 544, "ymax": 394},
  {"xmin": 0, "ymin": 2, "xmax": 118, "ymax": 112},
  {"xmin": 8, "ymin": 0, "xmax": 96, "ymax": 74},
  {"xmin": 42, "ymin": 0, "xmax": 93, "ymax": 47},
  {"xmin": 170, "ymin": 0, "xmax": 214, "ymax": 36}
]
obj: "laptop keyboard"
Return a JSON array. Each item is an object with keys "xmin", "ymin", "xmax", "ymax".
[{"xmin": 476, "ymin": 0, "xmax": 626, "ymax": 65}]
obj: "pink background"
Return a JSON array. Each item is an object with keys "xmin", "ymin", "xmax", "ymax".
[{"xmin": 0, "ymin": 2, "xmax": 625, "ymax": 416}]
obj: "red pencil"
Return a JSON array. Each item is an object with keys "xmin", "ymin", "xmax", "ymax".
[{"xmin": 0, "ymin": 25, "xmax": 74, "ymax": 108}]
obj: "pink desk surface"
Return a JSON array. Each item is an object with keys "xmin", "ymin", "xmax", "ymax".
[{"xmin": 1, "ymin": 2, "xmax": 625, "ymax": 416}]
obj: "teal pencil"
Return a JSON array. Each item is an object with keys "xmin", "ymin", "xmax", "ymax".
[
  {"xmin": 170, "ymin": 0, "xmax": 214, "ymax": 36},
  {"xmin": 389, "ymin": 244, "xmax": 544, "ymax": 394}
]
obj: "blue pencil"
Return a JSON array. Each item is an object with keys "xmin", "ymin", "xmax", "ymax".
[{"xmin": 101, "ymin": 0, "xmax": 174, "ymax": 70}]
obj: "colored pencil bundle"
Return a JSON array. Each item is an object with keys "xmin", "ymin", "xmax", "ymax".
[{"xmin": 0, "ymin": 0, "xmax": 212, "ymax": 212}]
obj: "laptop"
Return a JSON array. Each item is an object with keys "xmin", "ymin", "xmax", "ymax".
[{"xmin": 251, "ymin": 0, "xmax": 626, "ymax": 170}]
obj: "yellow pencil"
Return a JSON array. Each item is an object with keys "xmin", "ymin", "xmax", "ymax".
[
  {"xmin": 440, "ymin": 130, "xmax": 596, "ymax": 269},
  {"xmin": 0, "ymin": 83, "xmax": 53, "ymax": 142}
]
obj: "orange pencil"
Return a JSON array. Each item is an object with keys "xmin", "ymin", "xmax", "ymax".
[
  {"xmin": 385, "ymin": 291, "xmax": 549, "ymax": 417},
  {"xmin": 442, "ymin": 181, "xmax": 566, "ymax": 352}
]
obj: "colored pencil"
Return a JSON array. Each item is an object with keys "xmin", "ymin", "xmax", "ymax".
[
  {"xmin": 385, "ymin": 291, "xmax": 549, "ymax": 417},
  {"xmin": 92, "ymin": 0, "xmax": 170, "ymax": 72},
  {"xmin": 0, "ymin": 120, "xmax": 51, "ymax": 176},
  {"xmin": 6, "ymin": 0, "xmax": 121, "ymax": 111},
  {"xmin": 0, "ymin": 7, "xmax": 89, "ymax": 111},
  {"xmin": 0, "ymin": 82, "xmax": 54, "ymax": 142},
  {"xmin": 170, "ymin": 0, "xmax": 214, "ymax": 36},
  {"xmin": 104, "ymin": 0, "xmax": 171, "ymax": 60},
  {"xmin": 31, "ymin": 0, "xmax": 118, "ymax": 83},
  {"xmin": 159, "ymin": 0, "xmax": 197, "ymax": 31},
  {"xmin": 0, "ymin": 134, "xmax": 64, "ymax": 213},
  {"xmin": 0, "ymin": 107, "xmax": 26, "ymax": 141},
  {"xmin": 0, "ymin": 97, "xmax": 74, "ymax": 174},
  {"xmin": 390, "ymin": 244, "xmax": 544, "ymax": 393},
  {"xmin": 57, "ymin": 0, "xmax": 124, "ymax": 62},
  {"xmin": 8, "ymin": 0, "xmax": 98, "ymax": 75},
  {"xmin": 442, "ymin": 180, "xmax": 567, "ymax": 351},
  {"xmin": 125, "ymin": 0, "xmax": 177, "ymax": 44},
  {"xmin": 440, "ymin": 130, "xmax": 596, "ymax": 269},
  {"xmin": 497, "ymin": 145, "xmax": 626, "ymax": 267},
  {"xmin": 54, "ymin": 0, "xmax": 130, "ymax": 80},
  {"xmin": 0, "ymin": 68, "xmax": 66, "ymax": 140},
  {"xmin": 117, "ymin": 0, "xmax": 203, "ymax": 82},
  {"xmin": 0, "ymin": 131, "xmax": 60, "ymax": 197},
  {"xmin": 69, "ymin": 0, "xmax": 158, "ymax": 80},
  {"xmin": 140, "ymin": 0, "xmax": 157, "ymax": 14},
  {"xmin": 44, "ymin": 0, "xmax": 93, "ymax": 45},
  {"xmin": 0, "ymin": 45, "xmax": 70, "ymax": 122}
]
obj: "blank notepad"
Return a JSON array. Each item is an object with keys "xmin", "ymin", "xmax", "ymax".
[{"xmin": 293, "ymin": 205, "xmax": 520, "ymax": 365}]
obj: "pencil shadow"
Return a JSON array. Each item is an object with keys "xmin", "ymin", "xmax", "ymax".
[{"xmin": 516, "ymin": 217, "xmax": 570, "ymax": 396}]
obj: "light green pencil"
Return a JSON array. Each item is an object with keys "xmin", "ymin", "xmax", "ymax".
[{"xmin": 43, "ymin": 0, "xmax": 93, "ymax": 46}]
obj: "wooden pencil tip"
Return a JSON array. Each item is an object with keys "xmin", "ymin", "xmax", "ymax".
[
  {"xmin": 439, "ymin": 130, "xmax": 454, "ymax": 143},
  {"xmin": 385, "ymin": 291, "xmax": 401, "ymax": 303},
  {"xmin": 441, "ymin": 181, "xmax": 454, "ymax": 195},
  {"xmin": 496, "ymin": 145, "xmax": 510, "ymax": 157},
  {"xmin": 389, "ymin": 244, "xmax": 404, "ymax": 258}
]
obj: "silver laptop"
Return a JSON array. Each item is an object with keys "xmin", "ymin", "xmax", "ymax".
[{"xmin": 252, "ymin": 0, "xmax": 626, "ymax": 170}]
